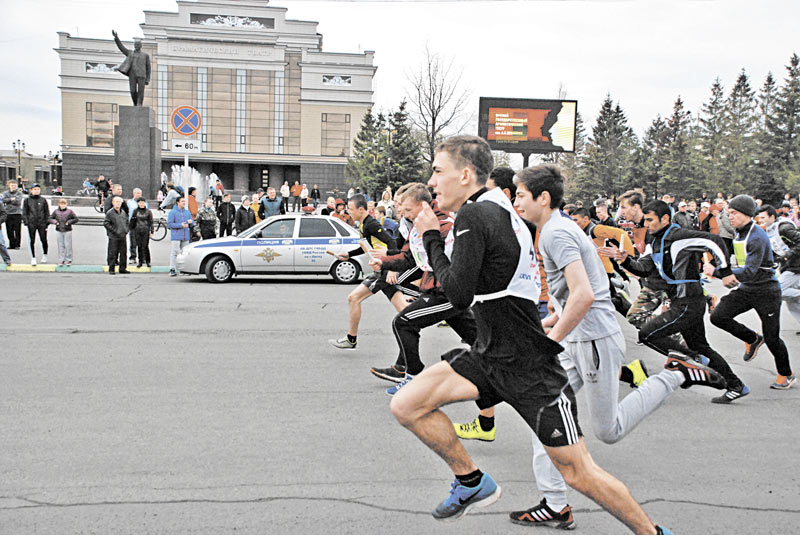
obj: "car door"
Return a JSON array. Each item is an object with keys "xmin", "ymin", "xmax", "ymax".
[
  {"xmin": 294, "ymin": 217, "xmax": 343, "ymax": 272},
  {"xmin": 240, "ymin": 218, "xmax": 296, "ymax": 271}
]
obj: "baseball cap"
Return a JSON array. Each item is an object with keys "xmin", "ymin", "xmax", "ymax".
[
  {"xmin": 678, "ymin": 201, "xmax": 687, "ymax": 207},
  {"xmin": 781, "ymin": 200, "xmax": 791, "ymax": 207},
  {"xmin": 31, "ymin": 183, "xmax": 41, "ymax": 189},
  {"xmin": 241, "ymin": 195, "xmax": 249, "ymax": 203}
]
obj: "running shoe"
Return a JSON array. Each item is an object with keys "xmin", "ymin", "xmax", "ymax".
[
  {"xmin": 509, "ymin": 498, "xmax": 576, "ymax": 530},
  {"xmin": 656, "ymin": 527, "xmax": 674, "ymax": 535},
  {"xmin": 432, "ymin": 473, "xmax": 501, "ymax": 521},
  {"xmin": 664, "ymin": 351, "xmax": 726, "ymax": 390},
  {"xmin": 711, "ymin": 384, "xmax": 750, "ymax": 404},
  {"xmin": 370, "ymin": 364, "xmax": 406, "ymax": 383},
  {"xmin": 437, "ymin": 321, "xmax": 450, "ymax": 328},
  {"xmin": 626, "ymin": 359, "xmax": 649, "ymax": 388},
  {"xmin": 454, "ymin": 417, "xmax": 496, "ymax": 442},
  {"xmin": 30, "ymin": 258, "xmax": 37, "ymax": 266},
  {"xmin": 386, "ymin": 375, "xmax": 413, "ymax": 396},
  {"xmin": 328, "ymin": 336, "xmax": 357, "ymax": 350},
  {"xmin": 743, "ymin": 333, "xmax": 764, "ymax": 362},
  {"xmin": 41, "ymin": 254, "xmax": 47, "ymax": 264},
  {"xmin": 770, "ymin": 374, "xmax": 796, "ymax": 390}
]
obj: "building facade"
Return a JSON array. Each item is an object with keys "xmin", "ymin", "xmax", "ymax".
[{"xmin": 56, "ymin": 0, "xmax": 375, "ymax": 196}]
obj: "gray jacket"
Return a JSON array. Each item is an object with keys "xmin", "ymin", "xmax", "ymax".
[
  {"xmin": 717, "ymin": 211, "xmax": 735, "ymax": 239},
  {"xmin": 1, "ymin": 189, "xmax": 24, "ymax": 215}
]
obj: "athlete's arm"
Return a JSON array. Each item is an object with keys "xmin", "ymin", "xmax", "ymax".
[
  {"xmin": 547, "ymin": 260, "xmax": 594, "ymax": 343},
  {"xmin": 619, "ymin": 251, "xmax": 655, "ymax": 278}
]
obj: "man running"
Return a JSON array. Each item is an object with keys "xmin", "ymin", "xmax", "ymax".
[
  {"xmin": 390, "ymin": 136, "xmax": 673, "ymax": 534},
  {"xmin": 328, "ymin": 192, "xmax": 419, "ymax": 351},
  {"xmin": 368, "ymin": 183, "xmax": 477, "ymax": 394},
  {"xmin": 708, "ymin": 195, "xmax": 796, "ymax": 395}
]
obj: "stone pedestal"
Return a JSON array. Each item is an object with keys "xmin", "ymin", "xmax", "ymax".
[{"xmin": 114, "ymin": 106, "xmax": 161, "ymax": 198}]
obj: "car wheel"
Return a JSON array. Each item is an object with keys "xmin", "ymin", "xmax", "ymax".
[
  {"xmin": 204, "ymin": 255, "xmax": 234, "ymax": 283},
  {"xmin": 331, "ymin": 259, "xmax": 360, "ymax": 284}
]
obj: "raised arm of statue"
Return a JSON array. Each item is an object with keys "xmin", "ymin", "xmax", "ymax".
[{"xmin": 112, "ymin": 30, "xmax": 130, "ymax": 56}]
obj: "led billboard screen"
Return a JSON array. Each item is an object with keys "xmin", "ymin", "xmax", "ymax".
[{"xmin": 478, "ymin": 97, "xmax": 577, "ymax": 153}]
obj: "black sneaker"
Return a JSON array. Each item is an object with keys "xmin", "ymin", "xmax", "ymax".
[
  {"xmin": 664, "ymin": 351, "xmax": 726, "ymax": 390},
  {"xmin": 743, "ymin": 334, "xmax": 764, "ymax": 362},
  {"xmin": 711, "ymin": 384, "xmax": 750, "ymax": 404},
  {"xmin": 370, "ymin": 364, "xmax": 407, "ymax": 383},
  {"xmin": 509, "ymin": 498, "xmax": 576, "ymax": 530}
]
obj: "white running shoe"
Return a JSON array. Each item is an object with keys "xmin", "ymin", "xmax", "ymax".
[
  {"xmin": 41, "ymin": 254, "xmax": 48, "ymax": 263},
  {"xmin": 31, "ymin": 258, "xmax": 37, "ymax": 266}
]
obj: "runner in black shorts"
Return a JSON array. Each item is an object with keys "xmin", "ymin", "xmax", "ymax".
[
  {"xmin": 389, "ymin": 135, "xmax": 672, "ymax": 535},
  {"xmin": 328, "ymin": 192, "xmax": 419, "ymax": 350}
]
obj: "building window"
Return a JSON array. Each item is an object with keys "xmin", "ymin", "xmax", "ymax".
[
  {"xmin": 85, "ymin": 102, "xmax": 118, "ymax": 147},
  {"xmin": 197, "ymin": 67, "xmax": 208, "ymax": 151},
  {"xmin": 321, "ymin": 113, "xmax": 351, "ymax": 157},
  {"xmin": 236, "ymin": 69, "xmax": 247, "ymax": 153},
  {"xmin": 274, "ymin": 70, "xmax": 285, "ymax": 154},
  {"xmin": 157, "ymin": 64, "xmax": 169, "ymax": 150}
]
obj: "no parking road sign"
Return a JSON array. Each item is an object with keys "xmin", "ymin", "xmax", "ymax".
[{"xmin": 171, "ymin": 106, "xmax": 202, "ymax": 137}]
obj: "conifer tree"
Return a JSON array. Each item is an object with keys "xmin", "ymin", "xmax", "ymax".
[{"xmin": 699, "ymin": 78, "xmax": 727, "ymax": 194}]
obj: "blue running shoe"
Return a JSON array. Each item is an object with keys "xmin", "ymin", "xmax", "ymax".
[
  {"xmin": 386, "ymin": 374, "xmax": 414, "ymax": 396},
  {"xmin": 432, "ymin": 473, "xmax": 502, "ymax": 521}
]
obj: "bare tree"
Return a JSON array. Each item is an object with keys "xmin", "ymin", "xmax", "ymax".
[{"xmin": 406, "ymin": 46, "xmax": 471, "ymax": 165}]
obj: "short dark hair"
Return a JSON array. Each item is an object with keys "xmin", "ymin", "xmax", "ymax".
[
  {"xmin": 620, "ymin": 188, "xmax": 645, "ymax": 208},
  {"xmin": 435, "ymin": 135, "xmax": 494, "ymax": 184},
  {"xmin": 349, "ymin": 193, "xmax": 368, "ymax": 210},
  {"xmin": 572, "ymin": 207, "xmax": 590, "ymax": 219},
  {"xmin": 489, "ymin": 167, "xmax": 517, "ymax": 200},
  {"xmin": 758, "ymin": 204, "xmax": 777, "ymax": 219},
  {"xmin": 376, "ymin": 206, "xmax": 386, "ymax": 215},
  {"xmin": 643, "ymin": 200, "xmax": 671, "ymax": 221},
  {"xmin": 188, "ymin": 186, "xmax": 196, "ymax": 195},
  {"xmin": 513, "ymin": 165, "xmax": 565, "ymax": 209},
  {"xmin": 562, "ymin": 203, "xmax": 577, "ymax": 215}
]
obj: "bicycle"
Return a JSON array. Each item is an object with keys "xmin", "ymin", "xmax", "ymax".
[
  {"xmin": 151, "ymin": 209, "xmax": 168, "ymax": 241},
  {"xmin": 76, "ymin": 186, "xmax": 97, "ymax": 196},
  {"xmin": 94, "ymin": 197, "xmax": 104, "ymax": 213}
]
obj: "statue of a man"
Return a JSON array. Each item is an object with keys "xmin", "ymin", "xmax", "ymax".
[{"xmin": 112, "ymin": 30, "xmax": 151, "ymax": 106}]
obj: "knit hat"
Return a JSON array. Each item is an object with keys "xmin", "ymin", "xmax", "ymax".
[{"xmin": 728, "ymin": 195, "xmax": 756, "ymax": 218}]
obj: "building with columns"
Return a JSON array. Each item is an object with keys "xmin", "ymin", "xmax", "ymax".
[{"xmin": 55, "ymin": 0, "xmax": 375, "ymax": 196}]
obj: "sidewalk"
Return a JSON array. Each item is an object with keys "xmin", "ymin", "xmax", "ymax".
[{"xmin": 0, "ymin": 264, "xmax": 171, "ymax": 273}]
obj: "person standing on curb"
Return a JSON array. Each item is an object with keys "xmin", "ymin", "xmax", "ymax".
[
  {"xmin": 167, "ymin": 196, "xmax": 196, "ymax": 277},
  {"xmin": 708, "ymin": 195, "xmax": 796, "ymax": 395},
  {"xmin": 22, "ymin": 183, "xmax": 50, "ymax": 265},
  {"xmin": 290, "ymin": 180, "xmax": 302, "ymax": 212},
  {"xmin": 103, "ymin": 196, "xmax": 129, "ymax": 274},
  {"xmin": 126, "ymin": 188, "xmax": 147, "ymax": 264},
  {"xmin": 0, "ymin": 198, "xmax": 12, "ymax": 266},
  {"xmin": 130, "ymin": 197, "xmax": 154, "ymax": 267},
  {"xmin": 259, "ymin": 187, "xmax": 284, "ymax": 219},
  {"xmin": 310, "ymin": 184, "xmax": 321, "ymax": 208},
  {"xmin": 196, "ymin": 197, "xmax": 218, "ymax": 240},
  {"xmin": 48, "ymin": 198, "xmax": 79, "ymax": 265},
  {"xmin": 2, "ymin": 179, "xmax": 24, "ymax": 249},
  {"xmin": 235, "ymin": 196, "xmax": 256, "ymax": 234},
  {"xmin": 216, "ymin": 193, "xmax": 235, "ymax": 237}
]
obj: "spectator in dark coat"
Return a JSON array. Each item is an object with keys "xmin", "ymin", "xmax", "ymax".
[
  {"xmin": 235, "ymin": 196, "xmax": 256, "ymax": 234},
  {"xmin": 103, "ymin": 196, "xmax": 129, "ymax": 274},
  {"xmin": 22, "ymin": 183, "xmax": 50, "ymax": 265},
  {"xmin": 216, "ymin": 193, "xmax": 236, "ymax": 237}
]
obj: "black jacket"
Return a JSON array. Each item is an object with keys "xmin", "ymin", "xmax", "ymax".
[
  {"xmin": 773, "ymin": 220, "xmax": 800, "ymax": 273},
  {"xmin": 22, "ymin": 195, "xmax": 50, "ymax": 227},
  {"xmin": 216, "ymin": 202, "xmax": 236, "ymax": 225},
  {"xmin": 347, "ymin": 214, "xmax": 396, "ymax": 257},
  {"xmin": 130, "ymin": 207, "xmax": 154, "ymax": 235},
  {"xmin": 235, "ymin": 206, "xmax": 256, "ymax": 233},
  {"xmin": 103, "ymin": 208, "xmax": 129, "ymax": 238},
  {"xmin": 104, "ymin": 195, "xmax": 130, "ymax": 215},
  {"xmin": 0, "ymin": 200, "xmax": 6, "ymax": 226},
  {"xmin": 622, "ymin": 224, "xmax": 732, "ymax": 301}
]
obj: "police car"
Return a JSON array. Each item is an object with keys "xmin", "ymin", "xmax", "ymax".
[{"xmin": 175, "ymin": 214, "xmax": 370, "ymax": 283}]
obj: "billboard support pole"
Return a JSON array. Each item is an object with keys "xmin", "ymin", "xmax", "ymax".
[{"xmin": 522, "ymin": 152, "xmax": 532, "ymax": 168}]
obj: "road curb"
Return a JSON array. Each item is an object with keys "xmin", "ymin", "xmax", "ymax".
[{"xmin": 1, "ymin": 264, "xmax": 172, "ymax": 273}]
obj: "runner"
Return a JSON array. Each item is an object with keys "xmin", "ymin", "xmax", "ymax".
[
  {"xmin": 328, "ymin": 192, "xmax": 420, "ymax": 351},
  {"xmin": 708, "ymin": 195, "xmax": 796, "ymax": 395},
  {"xmin": 368, "ymin": 183, "xmax": 477, "ymax": 393},
  {"xmin": 389, "ymin": 136, "xmax": 673, "ymax": 534}
]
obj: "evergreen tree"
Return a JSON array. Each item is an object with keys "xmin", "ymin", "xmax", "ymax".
[
  {"xmin": 346, "ymin": 108, "xmax": 386, "ymax": 192},
  {"xmin": 384, "ymin": 100, "xmax": 427, "ymax": 193},
  {"xmin": 698, "ymin": 78, "xmax": 726, "ymax": 194},
  {"xmin": 754, "ymin": 72, "xmax": 783, "ymax": 202},
  {"xmin": 661, "ymin": 96, "xmax": 697, "ymax": 197},
  {"xmin": 634, "ymin": 115, "xmax": 670, "ymax": 199},
  {"xmin": 722, "ymin": 69, "xmax": 758, "ymax": 194},
  {"xmin": 769, "ymin": 54, "xmax": 800, "ymax": 192}
]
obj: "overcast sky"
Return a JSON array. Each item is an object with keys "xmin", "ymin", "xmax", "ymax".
[{"xmin": 2, "ymin": 0, "xmax": 798, "ymax": 157}]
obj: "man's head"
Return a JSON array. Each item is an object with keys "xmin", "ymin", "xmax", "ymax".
[
  {"xmin": 400, "ymin": 183, "xmax": 433, "ymax": 221},
  {"xmin": 294, "ymin": 180, "xmax": 299, "ymax": 186},
  {"xmin": 662, "ymin": 194, "xmax": 671, "ymax": 204},
  {"xmin": 429, "ymin": 135, "xmax": 493, "ymax": 212},
  {"xmin": 570, "ymin": 207, "xmax": 592, "ymax": 229},
  {"xmin": 257, "ymin": 188, "xmax": 265, "ymax": 197},
  {"xmin": 688, "ymin": 200, "xmax": 697, "ymax": 212},
  {"xmin": 512, "ymin": 165, "xmax": 565, "ymax": 224},
  {"xmin": 756, "ymin": 204, "xmax": 777, "ymax": 228},
  {"xmin": 780, "ymin": 200, "xmax": 791, "ymax": 216},
  {"xmin": 30, "ymin": 184, "xmax": 41, "ymax": 196},
  {"xmin": 678, "ymin": 201, "xmax": 687, "ymax": 212},
  {"xmin": 112, "ymin": 196, "xmax": 124, "ymax": 211},
  {"xmin": 134, "ymin": 39, "xmax": 142, "ymax": 52},
  {"xmin": 137, "ymin": 198, "xmax": 147, "ymax": 209},
  {"xmin": 267, "ymin": 187, "xmax": 277, "ymax": 200},
  {"xmin": 487, "ymin": 167, "xmax": 517, "ymax": 201},
  {"xmin": 728, "ymin": 195, "xmax": 757, "ymax": 229},
  {"xmin": 701, "ymin": 201, "xmax": 710, "ymax": 213},
  {"xmin": 642, "ymin": 200, "xmax": 672, "ymax": 234},
  {"xmin": 112, "ymin": 184, "xmax": 122, "ymax": 196},
  {"xmin": 715, "ymin": 198, "xmax": 727, "ymax": 210},
  {"xmin": 347, "ymin": 194, "xmax": 369, "ymax": 222},
  {"xmin": 594, "ymin": 198, "xmax": 609, "ymax": 219},
  {"xmin": 223, "ymin": 193, "xmax": 231, "ymax": 202},
  {"xmin": 204, "ymin": 197, "xmax": 213, "ymax": 208},
  {"xmin": 166, "ymin": 182, "xmax": 174, "ymax": 191},
  {"xmin": 326, "ymin": 196, "xmax": 336, "ymax": 209},
  {"xmin": 241, "ymin": 196, "xmax": 250, "ymax": 207},
  {"xmin": 376, "ymin": 206, "xmax": 387, "ymax": 218},
  {"xmin": 619, "ymin": 189, "xmax": 645, "ymax": 222},
  {"xmin": 132, "ymin": 188, "xmax": 142, "ymax": 200},
  {"xmin": 189, "ymin": 187, "xmax": 197, "ymax": 197},
  {"xmin": 755, "ymin": 198, "xmax": 763, "ymax": 207},
  {"xmin": 7, "ymin": 180, "xmax": 17, "ymax": 191},
  {"xmin": 98, "ymin": 175, "xmax": 106, "ymax": 181},
  {"xmin": 177, "ymin": 196, "xmax": 187, "ymax": 208}
]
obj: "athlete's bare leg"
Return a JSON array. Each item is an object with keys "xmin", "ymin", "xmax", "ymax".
[
  {"xmin": 346, "ymin": 284, "xmax": 373, "ymax": 337},
  {"xmin": 545, "ymin": 440, "xmax": 657, "ymax": 535}
]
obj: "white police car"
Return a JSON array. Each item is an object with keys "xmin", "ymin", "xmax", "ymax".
[{"xmin": 175, "ymin": 214, "xmax": 370, "ymax": 283}]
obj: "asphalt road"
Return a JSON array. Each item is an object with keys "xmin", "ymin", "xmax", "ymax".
[{"xmin": 0, "ymin": 274, "xmax": 799, "ymax": 534}]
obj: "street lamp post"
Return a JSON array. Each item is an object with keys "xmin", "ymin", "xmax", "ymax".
[{"xmin": 12, "ymin": 139, "xmax": 25, "ymax": 186}]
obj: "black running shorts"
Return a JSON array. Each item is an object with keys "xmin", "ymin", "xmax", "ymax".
[
  {"xmin": 362, "ymin": 268, "xmax": 421, "ymax": 299},
  {"xmin": 446, "ymin": 348, "xmax": 582, "ymax": 448}
]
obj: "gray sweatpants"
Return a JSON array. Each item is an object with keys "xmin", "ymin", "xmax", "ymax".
[
  {"xmin": 779, "ymin": 270, "xmax": 800, "ymax": 325},
  {"xmin": 531, "ymin": 331, "xmax": 683, "ymax": 506}
]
